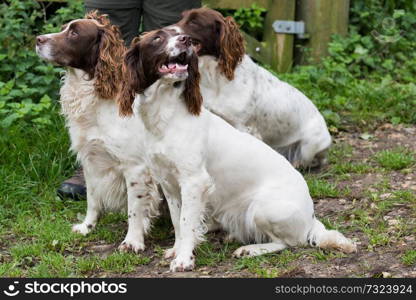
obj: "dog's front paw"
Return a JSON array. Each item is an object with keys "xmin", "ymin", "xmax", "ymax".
[
  {"xmin": 170, "ymin": 254, "xmax": 195, "ymax": 272},
  {"xmin": 72, "ymin": 223, "xmax": 94, "ymax": 235},
  {"xmin": 118, "ymin": 238, "xmax": 145, "ymax": 253},
  {"xmin": 164, "ymin": 247, "xmax": 177, "ymax": 259}
]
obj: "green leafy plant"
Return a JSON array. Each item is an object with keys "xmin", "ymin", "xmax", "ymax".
[
  {"xmin": 233, "ymin": 4, "xmax": 266, "ymax": 37},
  {"xmin": 218, "ymin": 4, "xmax": 266, "ymax": 39},
  {"xmin": 0, "ymin": 0, "xmax": 83, "ymax": 129},
  {"xmin": 279, "ymin": 1, "xmax": 416, "ymax": 128},
  {"xmin": 0, "ymin": 93, "xmax": 52, "ymax": 128}
]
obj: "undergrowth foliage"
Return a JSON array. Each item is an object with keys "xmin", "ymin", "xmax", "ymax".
[
  {"xmin": 0, "ymin": 0, "xmax": 83, "ymax": 128},
  {"xmin": 219, "ymin": 4, "xmax": 266, "ymax": 40},
  {"xmin": 279, "ymin": 0, "xmax": 416, "ymax": 129}
]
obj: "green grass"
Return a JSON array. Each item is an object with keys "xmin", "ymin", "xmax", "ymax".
[
  {"xmin": 0, "ymin": 69, "xmax": 413, "ymax": 278},
  {"xmin": 0, "ymin": 113, "xmax": 154, "ymax": 277},
  {"xmin": 2, "ymin": 108, "xmax": 348, "ymax": 278},
  {"xmin": 350, "ymin": 209, "xmax": 391, "ymax": 249},
  {"xmin": 391, "ymin": 190, "xmax": 415, "ymax": 203},
  {"xmin": 324, "ymin": 143, "xmax": 374, "ymax": 180},
  {"xmin": 374, "ymin": 148, "xmax": 415, "ymax": 170},
  {"xmin": 306, "ymin": 177, "xmax": 346, "ymax": 198},
  {"xmin": 233, "ymin": 250, "xmax": 302, "ymax": 277},
  {"xmin": 195, "ymin": 240, "xmax": 239, "ymax": 267},
  {"xmin": 328, "ymin": 143, "xmax": 354, "ymax": 163},
  {"xmin": 348, "ymin": 186, "xmax": 415, "ymax": 251},
  {"xmin": 401, "ymin": 250, "xmax": 416, "ymax": 266},
  {"xmin": 78, "ymin": 252, "xmax": 150, "ymax": 275},
  {"xmin": 232, "ymin": 248, "xmax": 349, "ymax": 277},
  {"xmin": 331, "ymin": 162, "xmax": 373, "ymax": 175},
  {"xmin": 1, "ymin": 106, "xmax": 415, "ymax": 278},
  {"xmin": 309, "ymin": 249, "xmax": 346, "ymax": 262}
]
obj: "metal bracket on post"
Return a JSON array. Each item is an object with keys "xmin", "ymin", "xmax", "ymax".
[{"xmin": 272, "ymin": 20, "xmax": 307, "ymax": 39}]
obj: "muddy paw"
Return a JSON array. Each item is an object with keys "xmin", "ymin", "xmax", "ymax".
[
  {"xmin": 72, "ymin": 223, "xmax": 93, "ymax": 236},
  {"xmin": 118, "ymin": 239, "xmax": 145, "ymax": 253},
  {"xmin": 170, "ymin": 255, "xmax": 195, "ymax": 272}
]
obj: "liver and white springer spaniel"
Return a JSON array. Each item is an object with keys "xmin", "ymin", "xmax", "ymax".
[
  {"xmin": 118, "ymin": 28, "xmax": 356, "ymax": 272},
  {"xmin": 36, "ymin": 12, "xmax": 160, "ymax": 253},
  {"xmin": 175, "ymin": 8, "xmax": 332, "ymax": 168}
]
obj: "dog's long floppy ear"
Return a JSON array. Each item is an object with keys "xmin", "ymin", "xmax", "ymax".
[
  {"xmin": 217, "ymin": 16, "xmax": 245, "ymax": 81},
  {"xmin": 117, "ymin": 40, "xmax": 144, "ymax": 116},
  {"xmin": 183, "ymin": 52, "xmax": 203, "ymax": 115},
  {"xmin": 87, "ymin": 11, "xmax": 126, "ymax": 99}
]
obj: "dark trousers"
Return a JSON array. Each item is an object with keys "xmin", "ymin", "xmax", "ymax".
[{"xmin": 85, "ymin": 0, "xmax": 201, "ymax": 45}]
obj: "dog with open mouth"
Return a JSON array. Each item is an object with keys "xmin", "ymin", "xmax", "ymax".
[{"xmin": 118, "ymin": 28, "xmax": 356, "ymax": 272}]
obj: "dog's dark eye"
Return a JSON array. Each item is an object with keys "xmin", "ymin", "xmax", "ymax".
[
  {"xmin": 69, "ymin": 30, "xmax": 78, "ymax": 37},
  {"xmin": 189, "ymin": 20, "xmax": 199, "ymax": 27}
]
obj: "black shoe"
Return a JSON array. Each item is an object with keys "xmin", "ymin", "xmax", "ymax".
[{"xmin": 57, "ymin": 167, "xmax": 86, "ymax": 200}]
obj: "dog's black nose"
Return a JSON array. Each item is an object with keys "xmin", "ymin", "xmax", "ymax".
[
  {"xmin": 178, "ymin": 35, "xmax": 191, "ymax": 46},
  {"xmin": 36, "ymin": 35, "xmax": 48, "ymax": 45}
]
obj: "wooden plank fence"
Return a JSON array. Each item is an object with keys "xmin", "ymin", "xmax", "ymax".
[{"xmin": 205, "ymin": 0, "xmax": 350, "ymax": 72}]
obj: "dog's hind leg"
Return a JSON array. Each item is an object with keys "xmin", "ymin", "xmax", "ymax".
[
  {"xmin": 232, "ymin": 198, "xmax": 300, "ymax": 258},
  {"xmin": 232, "ymin": 195, "xmax": 312, "ymax": 258},
  {"xmin": 233, "ymin": 241, "xmax": 287, "ymax": 257}
]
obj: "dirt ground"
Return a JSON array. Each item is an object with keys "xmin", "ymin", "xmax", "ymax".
[{"xmin": 83, "ymin": 124, "xmax": 416, "ymax": 278}]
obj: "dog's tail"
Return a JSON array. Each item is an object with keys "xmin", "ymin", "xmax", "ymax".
[{"xmin": 307, "ymin": 217, "xmax": 357, "ymax": 253}]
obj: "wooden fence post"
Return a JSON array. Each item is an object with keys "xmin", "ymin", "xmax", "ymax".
[
  {"xmin": 263, "ymin": 0, "xmax": 296, "ymax": 73},
  {"xmin": 295, "ymin": 0, "xmax": 350, "ymax": 64}
]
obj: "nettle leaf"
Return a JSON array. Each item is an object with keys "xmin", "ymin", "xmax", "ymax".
[
  {"xmin": 40, "ymin": 94, "xmax": 52, "ymax": 104},
  {"xmin": 0, "ymin": 113, "xmax": 21, "ymax": 128},
  {"xmin": 381, "ymin": 59, "xmax": 394, "ymax": 70},
  {"xmin": 33, "ymin": 117, "xmax": 52, "ymax": 126},
  {"xmin": 7, "ymin": 102, "xmax": 21, "ymax": 109},
  {"xmin": 34, "ymin": 65, "xmax": 50, "ymax": 73},
  {"xmin": 18, "ymin": 105, "xmax": 33, "ymax": 115},
  {"xmin": 393, "ymin": 9, "xmax": 405, "ymax": 19},
  {"xmin": 354, "ymin": 45, "xmax": 368, "ymax": 56},
  {"xmin": 0, "ymin": 80, "xmax": 15, "ymax": 96},
  {"xmin": 8, "ymin": 89, "xmax": 24, "ymax": 98},
  {"xmin": 21, "ymin": 99, "xmax": 33, "ymax": 105}
]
